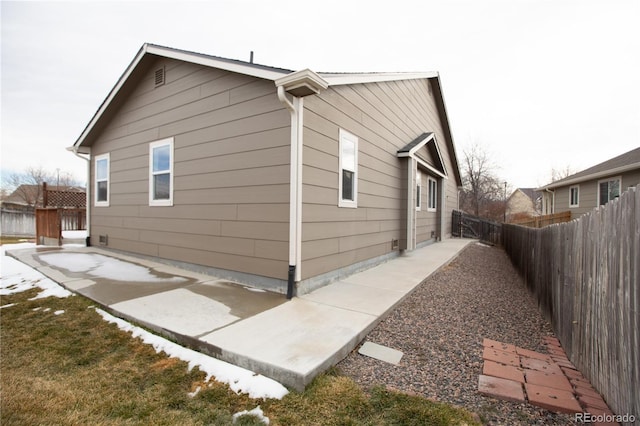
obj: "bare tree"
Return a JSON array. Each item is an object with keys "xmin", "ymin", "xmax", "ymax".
[
  {"xmin": 550, "ymin": 165, "xmax": 576, "ymax": 182},
  {"xmin": 3, "ymin": 166, "xmax": 82, "ymax": 208},
  {"xmin": 459, "ymin": 143, "xmax": 508, "ymax": 220}
]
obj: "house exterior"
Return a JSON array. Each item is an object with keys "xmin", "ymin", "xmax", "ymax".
[
  {"xmin": 538, "ymin": 147, "xmax": 640, "ymax": 218},
  {"xmin": 69, "ymin": 43, "xmax": 462, "ymax": 296},
  {"xmin": 505, "ymin": 188, "xmax": 541, "ymax": 223}
]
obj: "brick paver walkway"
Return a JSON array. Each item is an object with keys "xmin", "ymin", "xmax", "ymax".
[{"xmin": 478, "ymin": 337, "xmax": 617, "ymax": 423}]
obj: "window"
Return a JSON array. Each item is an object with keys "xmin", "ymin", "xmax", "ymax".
[
  {"xmin": 94, "ymin": 153, "xmax": 109, "ymax": 206},
  {"xmin": 338, "ymin": 129, "xmax": 358, "ymax": 208},
  {"xmin": 416, "ymin": 170, "xmax": 422, "ymax": 211},
  {"xmin": 598, "ymin": 177, "xmax": 620, "ymax": 206},
  {"xmin": 427, "ymin": 178, "xmax": 437, "ymax": 211},
  {"xmin": 569, "ymin": 185, "xmax": 579, "ymax": 207},
  {"xmin": 149, "ymin": 138, "xmax": 174, "ymax": 206}
]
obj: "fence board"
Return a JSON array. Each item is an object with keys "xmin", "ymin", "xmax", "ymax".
[
  {"xmin": 502, "ymin": 185, "xmax": 639, "ymax": 419},
  {"xmin": 35, "ymin": 208, "xmax": 61, "ymax": 246},
  {"xmin": 0, "ymin": 209, "xmax": 35, "ymax": 236}
]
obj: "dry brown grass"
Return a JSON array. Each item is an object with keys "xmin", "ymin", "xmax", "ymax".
[{"xmin": 1, "ymin": 283, "xmax": 479, "ymax": 425}]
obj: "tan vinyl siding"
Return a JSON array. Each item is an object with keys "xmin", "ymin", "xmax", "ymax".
[
  {"xmin": 300, "ymin": 79, "xmax": 459, "ymax": 280},
  {"xmin": 556, "ymin": 169, "xmax": 640, "ymax": 218},
  {"xmin": 90, "ymin": 57, "xmax": 291, "ymax": 282}
]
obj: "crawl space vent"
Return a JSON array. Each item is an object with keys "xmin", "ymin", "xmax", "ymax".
[
  {"xmin": 99, "ymin": 235, "xmax": 108, "ymax": 246},
  {"xmin": 154, "ymin": 67, "xmax": 165, "ymax": 87}
]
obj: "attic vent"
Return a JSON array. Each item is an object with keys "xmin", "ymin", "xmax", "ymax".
[{"xmin": 154, "ymin": 66, "xmax": 165, "ymax": 87}]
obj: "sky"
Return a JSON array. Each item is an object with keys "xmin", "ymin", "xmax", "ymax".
[{"xmin": 1, "ymin": 0, "xmax": 639, "ymax": 190}]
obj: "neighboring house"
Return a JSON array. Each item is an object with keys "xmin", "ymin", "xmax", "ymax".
[
  {"xmin": 538, "ymin": 147, "xmax": 640, "ymax": 218},
  {"xmin": 1, "ymin": 184, "xmax": 85, "ymax": 211},
  {"xmin": 506, "ymin": 188, "xmax": 541, "ymax": 222},
  {"xmin": 69, "ymin": 43, "xmax": 462, "ymax": 296}
]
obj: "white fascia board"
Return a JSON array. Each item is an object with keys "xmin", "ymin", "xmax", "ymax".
[
  {"xmin": 145, "ymin": 44, "xmax": 288, "ymax": 81},
  {"xmin": 416, "ymin": 157, "xmax": 447, "ymax": 179},
  {"xmin": 275, "ymin": 69, "xmax": 329, "ymax": 90},
  {"xmin": 397, "ymin": 133, "xmax": 447, "ymax": 178},
  {"xmin": 539, "ymin": 162, "xmax": 640, "ymax": 190},
  {"xmin": 320, "ymin": 72, "xmax": 438, "ymax": 86}
]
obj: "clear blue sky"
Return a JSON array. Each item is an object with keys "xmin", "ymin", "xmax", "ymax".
[{"xmin": 2, "ymin": 0, "xmax": 638, "ymax": 189}]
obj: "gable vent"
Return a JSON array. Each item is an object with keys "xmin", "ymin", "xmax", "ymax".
[{"xmin": 154, "ymin": 66, "xmax": 165, "ymax": 87}]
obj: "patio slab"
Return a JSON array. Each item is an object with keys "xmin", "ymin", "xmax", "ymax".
[{"xmin": 6, "ymin": 237, "xmax": 473, "ymax": 391}]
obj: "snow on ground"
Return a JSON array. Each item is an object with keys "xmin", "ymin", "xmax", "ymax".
[
  {"xmin": 62, "ymin": 230, "xmax": 87, "ymax": 239},
  {"xmin": 94, "ymin": 307, "xmax": 288, "ymax": 399},
  {"xmin": 232, "ymin": 406, "xmax": 270, "ymax": 424},
  {"xmin": 38, "ymin": 252, "xmax": 187, "ymax": 283},
  {"xmin": 0, "ymin": 242, "xmax": 289, "ymax": 400},
  {"xmin": 1, "ymin": 243, "xmax": 72, "ymax": 299}
]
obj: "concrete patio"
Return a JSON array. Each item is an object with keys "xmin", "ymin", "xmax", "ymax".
[{"xmin": 7, "ymin": 238, "xmax": 472, "ymax": 391}]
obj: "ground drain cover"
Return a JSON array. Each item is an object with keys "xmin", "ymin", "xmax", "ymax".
[{"xmin": 358, "ymin": 341, "xmax": 403, "ymax": 365}]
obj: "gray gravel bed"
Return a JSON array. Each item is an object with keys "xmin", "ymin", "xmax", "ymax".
[{"xmin": 337, "ymin": 242, "xmax": 577, "ymax": 425}]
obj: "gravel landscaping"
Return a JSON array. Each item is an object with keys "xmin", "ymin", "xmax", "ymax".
[{"xmin": 337, "ymin": 242, "xmax": 577, "ymax": 425}]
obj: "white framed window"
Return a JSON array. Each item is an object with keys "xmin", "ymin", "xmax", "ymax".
[
  {"xmin": 94, "ymin": 153, "xmax": 110, "ymax": 207},
  {"xmin": 598, "ymin": 177, "xmax": 621, "ymax": 206},
  {"xmin": 569, "ymin": 185, "xmax": 579, "ymax": 207},
  {"xmin": 416, "ymin": 169, "xmax": 422, "ymax": 211},
  {"xmin": 149, "ymin": 138, "xmax": 174, "ymax": 206},
  {"xmin": 427, "ymin": 177, "xmax": 437, "ymax": 211},
  {"xmin": 338, "ymin": 129, "xmax": 358, "ymax": 208}
]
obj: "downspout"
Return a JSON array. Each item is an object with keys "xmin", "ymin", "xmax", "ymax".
[
  {"xmin": 544, "ymin": 188, "xmax": 555, "ymax": 214},
  {"xmin": 68, "ymin": 146, "xmax": 91, "ymax": 246},
  {"xmin": 277, "ymin": 86, "xmax": 302, "ymax": 299}
]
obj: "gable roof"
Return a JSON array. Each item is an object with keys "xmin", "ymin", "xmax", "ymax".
[
  {"xmin": 70, "ymin": 43, "xmax": 462, "ymax": 185},
  {"xmin": 539, "ymin": 147, "xmax": 640, "ymax": 190},
  {"xmin": 397, "ymin": 132, "xmax": 448, "ymax": 178}
]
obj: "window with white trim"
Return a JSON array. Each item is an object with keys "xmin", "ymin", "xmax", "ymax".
[
  {"xmin": 569, "ymin": 185, "xmax": 579, "ymax": 207},
  {"xmin": 427, "ymin": 177, "xmax": 437, "ymax": 211},
  {"xmin": 149, "ymin": 138, "xmax": 174, "ymax": 206},
  {"xmin": 338, "ymin": 129, "xmax": 358, "ymax": 208},
  {"xmin": 416, "ymin": 170, "xmax": 422, "ymax": 211},
  {"xmin": 598, "ymin": 177, "xmax": 620, "ymax": 206},
  {"xmin": 94, "ymin": 153, "xmax": 110, "ymax": 207}
]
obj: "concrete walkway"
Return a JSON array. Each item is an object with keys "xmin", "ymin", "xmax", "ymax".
[{"xmin": 7, "ymin": 238, "xmax": 472, "ymax": 391}]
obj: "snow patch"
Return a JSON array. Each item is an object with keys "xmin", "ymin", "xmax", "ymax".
[
  {"xmin": 0, "ymin": 303, "xmax": 17, "ymax": 309},
  {"xmin": 1, "ymin": 243, "xmax": 72, "ymax": 299},
  {"xmin": 93, "ymin": 307, "xmax": 288, "ymax": 400},
  {"xmin": 39, "ymin": 252, "xmax": 187, "ymax": 283},
  {"xmin": 232, "ymin": 406, "xmax": 270, "ymax": 425},
  {"xmin": 54, "ymin": 310, "xmax": 65, "ymax": 315}
]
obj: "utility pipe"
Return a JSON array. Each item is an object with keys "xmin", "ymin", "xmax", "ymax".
[
  {"xmin": 277, "ymin": 86, "xmax": 303, "ymax": 299},
  {"xmin": 67, "ymin": 146, "xmax": 91, "ymax": 246}
]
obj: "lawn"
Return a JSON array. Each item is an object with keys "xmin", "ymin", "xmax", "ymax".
[{"xmin": 0, "ymin": 245, "xmax": 480, "ymax": 425}]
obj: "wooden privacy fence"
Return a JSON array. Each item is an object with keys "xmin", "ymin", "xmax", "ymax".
[
  {"xmin": 35, "ymin": 208, "xmax": 61, "ymax": 245},
  {"xmin": 502, "ymin": 185, "xmax": 639, "ymax": 419},
  {"xmin": 60, "ymin": 208, "xmax": 86, "ymax": 231},
  {"xmin": 0, "ymin": 209, "xmax": 35, "ymax": 236},
  {"xmin": 510, "ymin": 210, "xmax": 572, "ymax": 228}
]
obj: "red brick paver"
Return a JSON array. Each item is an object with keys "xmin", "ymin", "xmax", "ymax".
[
  {"xmin": 483, "ymin": 360, "xmax": 525, "ymax": 383},
  {"xmin": 478, "ymin": 337, "xmax": 617, "ymax": 419},
  {"xmin": 482, "ymin": 347, "xmax": 520, "ymax": 367},
  {"xmin": 525, "ymin": 382, "xmax": 582, "ymax": 413},
  {"xmin": 478, "ymin": 375, "xmax": 525, "ymax": 403},
  {"xmin": 524, "ymin": 368, "xmax": 573, "ymax": 392}
]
